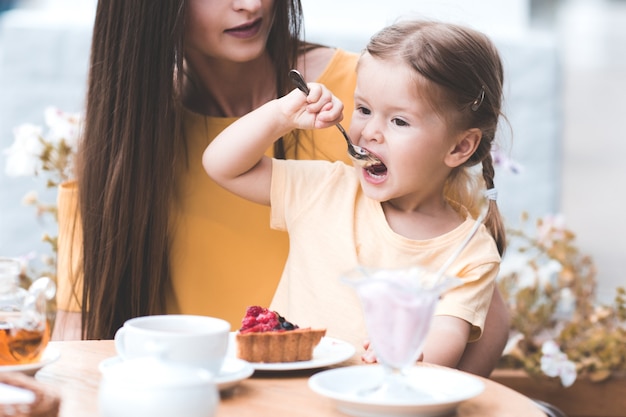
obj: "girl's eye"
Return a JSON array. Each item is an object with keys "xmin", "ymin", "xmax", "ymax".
[
  {"xmin": 357, "ymin": 106, "xmax": 371, "ymax": 115},
  {"xmin": 392, "ymin": 118, "xmax": 409, "ymax": 127}
]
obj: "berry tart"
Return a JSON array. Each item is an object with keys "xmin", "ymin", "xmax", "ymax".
[{"xmin": 236, "ymin": 306, "xmax": 326, "ymax": 363}]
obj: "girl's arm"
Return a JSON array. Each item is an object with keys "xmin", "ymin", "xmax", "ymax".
[
  {"xmin": 202, "ymin": 84, "xmax": 343, "ymax": 205},
  {"xmin": 457, "ymin": 287, "xmax": 510, "ymax": 376},
  {"xmin": 421, "ymin": 315, "xmax": 471, "ymax": 368}
]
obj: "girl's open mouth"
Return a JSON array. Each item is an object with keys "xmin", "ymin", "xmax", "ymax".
[{"xmin": 364, "ymin": 162, "xmax": 388, "ymax": 179}]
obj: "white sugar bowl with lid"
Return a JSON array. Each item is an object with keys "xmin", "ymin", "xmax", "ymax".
[{"xmin": 98, "ymin": 356, "xmax": 218, "ymax": 417}]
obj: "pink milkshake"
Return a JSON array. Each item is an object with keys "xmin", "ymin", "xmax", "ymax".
[
  {"xmin": 356, "ymin": 267, "xmax": 452, "ymax": 370},
  {"xmin": 344, "ymin": 266, "xmax": 462, "ymax": 399}
]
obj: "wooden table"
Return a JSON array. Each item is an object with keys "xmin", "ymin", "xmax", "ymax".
[{"xmin": 34, "ymin": 341, "xmax": 544, "ymax": 417}]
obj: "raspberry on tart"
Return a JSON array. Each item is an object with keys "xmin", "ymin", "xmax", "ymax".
[{"xmin": 235, "ymin": 306, "xmax": 326, "ymax": 363}]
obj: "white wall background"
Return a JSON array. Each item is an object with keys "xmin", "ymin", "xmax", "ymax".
[{"xmin": 302, "ymin": 0, "xmax": 532, "ymax": 47}]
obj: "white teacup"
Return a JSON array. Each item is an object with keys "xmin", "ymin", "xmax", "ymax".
[{"xmin": 114, "ymin": 315, "xmax": 230, "ymax": 375}]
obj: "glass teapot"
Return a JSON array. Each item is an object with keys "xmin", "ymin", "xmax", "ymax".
[{"xmin": 0, "ymin": 257, "xmax": 56, "ymax": 366}]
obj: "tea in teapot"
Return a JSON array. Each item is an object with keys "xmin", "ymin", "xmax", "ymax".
[{"xmin": 0, "ymin": 257, "xmax": 56, "ymax": 366}]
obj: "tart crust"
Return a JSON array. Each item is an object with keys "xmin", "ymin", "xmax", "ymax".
[{"xmin": 236, "ymin": 328, "xmax": 326, "ymax": 363}]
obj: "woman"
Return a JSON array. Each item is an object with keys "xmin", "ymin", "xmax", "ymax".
[{"xmin": 54, "ymin": 0, "xmax": 508, "ymax": 377}]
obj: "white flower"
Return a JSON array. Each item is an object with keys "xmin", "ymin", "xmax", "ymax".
[
  {"xmin": 3, "ymin": 124, "xmax": 44, "ymax": 177},
  {"xmin": 537, "ymin": 214, "xmax": 567, "ymax": 246},
  {"xmin": 500, "ymin": 252, "xmax": 536, "ymax": 288},
  {"xmin": 43, "ymin": 106, "xmax": 81, "ymax": 149},
  {"xmin": 4, "ymin": 107, "xmax": 81, "ymax": 181},
  {"xmin": 540, "ymin": 340, "xmax": 577, "ymax": 387},
  {"xmin": 537, "ymin": 259, "xmax": 563, "ymax": 287}
]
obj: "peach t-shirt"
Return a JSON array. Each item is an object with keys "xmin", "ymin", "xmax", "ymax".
[{"xmin": 269, "ymin": 159, "xmax": 500, "ymax": 349}]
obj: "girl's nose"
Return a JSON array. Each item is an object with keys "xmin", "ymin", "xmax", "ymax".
[{"xmin": 359, "ymin": 120, "xmax": 384, "ymax": 146}]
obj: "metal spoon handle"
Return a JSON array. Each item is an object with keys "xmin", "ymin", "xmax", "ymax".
[{"xmin": 289, "ymin": 69, "xmax": 310, "ymax": 95}]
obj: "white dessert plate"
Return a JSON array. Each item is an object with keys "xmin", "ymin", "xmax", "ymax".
[
  {"xmin": 308, "ymin": 365, "xmax": 485, "ymax": 417},
  {"xmin": 98, "ymin": 356, "xmax": 254, "ymax": 393},
  {"xmin": 0, "ymin": 346, "xmax": 61, "ymax": 376},
  {"xmin": 227, "ymin": 333, "xmax": 356, "ymax": 371}
]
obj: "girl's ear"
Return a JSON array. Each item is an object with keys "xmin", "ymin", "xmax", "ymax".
[{"xmin": 445, "ymin": 128, "xmax": 482, "ymax": 168}]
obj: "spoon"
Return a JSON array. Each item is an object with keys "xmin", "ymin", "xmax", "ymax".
[{"xmin": 288, "ymin": 70, "xmax": 382, "ymax": 167}]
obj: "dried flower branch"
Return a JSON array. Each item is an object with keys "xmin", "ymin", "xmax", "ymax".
[
  {"xmin": 498, "ymin": 212, "xmax": 626, "ymax": 386},
  {"xmin": 3, "ymin": 107, "xmax": 81, "ymax": 281}
]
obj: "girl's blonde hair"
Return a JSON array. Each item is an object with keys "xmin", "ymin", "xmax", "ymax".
[{"xmin": 366, "ymin": 20, "xmax": 506, "ymax": 255}]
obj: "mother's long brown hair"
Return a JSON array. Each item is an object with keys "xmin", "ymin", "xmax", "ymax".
[{"xmin": 78, "ymin": 0, "xmax": 304, "ymax": 339}]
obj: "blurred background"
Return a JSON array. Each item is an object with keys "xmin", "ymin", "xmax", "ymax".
[{"xmin": 0, "ymin": 0, "xmax": 624, "ymax": 302}]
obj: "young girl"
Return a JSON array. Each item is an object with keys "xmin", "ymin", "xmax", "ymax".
[{"xmin": 203, "ymin": 19, "xmax": 506, "ymax": 369}]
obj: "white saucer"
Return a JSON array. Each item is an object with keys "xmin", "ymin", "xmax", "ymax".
[
  {"xmin": 214, "ymin": 357, "xmax": 254, "ymax": 392},
  {"xmin": 227, "ymin": 333, "xmax": 356, "ymax": 371},
  {"xmin": 98, "ymin": 356, "xmax": 254, "ymax": 393},
  {"xmin": 308, "ymin": 365, "xmax": 484, "ymax": 417},
  {"xmin": 0, "ymin": 346, "xmax": 61, "ymax": 376}
]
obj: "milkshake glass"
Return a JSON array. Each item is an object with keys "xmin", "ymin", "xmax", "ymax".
[{"xmin": 343, "ymin": 266, "xmax": 461, "ymax": 400}]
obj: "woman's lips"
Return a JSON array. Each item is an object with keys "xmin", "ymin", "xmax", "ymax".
[{"xmin": 225, "ymin": 18, "xmax": 262, "ymax": 39}]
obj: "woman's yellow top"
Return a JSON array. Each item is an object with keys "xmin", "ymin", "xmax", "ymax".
[{"xmin": 56, "ymin": 49, "xmax": 358, "ymax": 329}]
